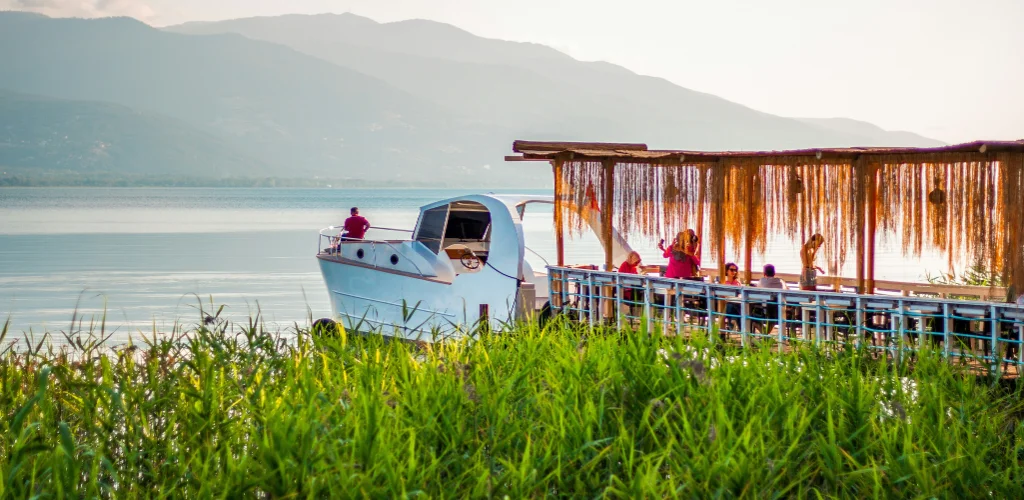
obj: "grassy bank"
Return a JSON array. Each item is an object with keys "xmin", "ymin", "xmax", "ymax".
[{"xmin": 1, "ymin": 317, "xmax": 1022, "ymax": 497}]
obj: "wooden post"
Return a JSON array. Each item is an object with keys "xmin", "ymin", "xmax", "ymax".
[
  {"xmin": 855, "ymin": 157, "xmax": 865, "ymax": 293},
  {"xmin": 716, "ymin": 160, "xmax": 727, "ymax": 282},
  {"xmin": 743, "ymin": 168, "xmax": 755, "ymax": 284},
  {"xmin": 553, "ymin": 159, "xmax": 565, "ymax": 267},
  {"xmin": 717, "ymin": 227, "xmax": 727, "ymax": 283},
  {"xmin": 479, "ymin": 303, "xmax": 490, "ymax": 332},
  {"xmin": 866, "ymin": 163, "xmax": 878, "ymax": 294},
  {"xmin": 602, "ymin": 159, "xmax": 615, "ymax": 272},
  {"xmin": 945, "ymin": 164, "xmax": 953, "ymax": 276},
  {"xmin": 696, "ymin": 167, "xmax": 706, "ymax": 262},
  {"xmin": 601, "ymin": 159, "xmax": 615, "ymax": 320}
]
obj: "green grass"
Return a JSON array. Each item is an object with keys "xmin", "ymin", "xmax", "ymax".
[{"xmin": 1, "ymin": 314, "xmax": 1022, "ymax": 498}]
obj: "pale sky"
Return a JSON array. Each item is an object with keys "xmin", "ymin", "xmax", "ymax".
[{"xmin": 6, "ymin": 0, "xmax": 1023, "ymax": 143}]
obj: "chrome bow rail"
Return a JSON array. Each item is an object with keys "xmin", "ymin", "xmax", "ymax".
[
  {"xmin": 548, "ymin": 267, "xmax": 1024, "ymax": 374},
  {"xmin": 317, "ymin": 226, "xmax": 427, "ymax": 276}
]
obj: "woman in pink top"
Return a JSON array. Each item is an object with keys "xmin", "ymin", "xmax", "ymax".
[
  {"xmin": 722, "ymin": 262, "xmax": 741, "ymax": 286},
  {"xmin": 658, "ymin": 230, "xmax": 701, "ymax": 280}
]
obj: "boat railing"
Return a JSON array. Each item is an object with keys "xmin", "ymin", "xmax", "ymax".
[
  {"xmin": 318, "ymin": 226, "xmax": 427, "ymax": 276},
  {"xmin": 547, "ymin": 266, "xmax": 1024, "ymax": 374}
]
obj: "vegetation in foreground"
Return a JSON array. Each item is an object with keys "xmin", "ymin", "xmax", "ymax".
[{"xmin": 1, "ymin": 315, "xmax": 1022, "ymax": 498}]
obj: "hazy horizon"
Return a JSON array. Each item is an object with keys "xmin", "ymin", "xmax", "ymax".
[{"xmin": 2, "ymin": 0, "xmax": 1021, "ymax": 144}]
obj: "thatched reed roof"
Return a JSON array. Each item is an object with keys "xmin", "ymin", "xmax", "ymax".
[
  {"xmin": 509, "ymin": 139, "xmax": 1024, "ymax": 299},
  {"xmin": 508, "ymin": 139, "xmax": 1024, "ymax": 163}
]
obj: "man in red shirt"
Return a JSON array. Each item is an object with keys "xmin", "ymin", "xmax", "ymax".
[{"xmin": 342, "ymin": 207, "xmax": 370, "ymax": 240}]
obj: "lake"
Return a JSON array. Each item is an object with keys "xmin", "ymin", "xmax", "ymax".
[{"xmin": 0, "ymin": 187, "xmax": 947, "ymax": 342}]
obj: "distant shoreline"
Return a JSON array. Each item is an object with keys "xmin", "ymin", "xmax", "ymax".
[{"xmin": 0, "ymin": 175, "xmax": 549, "ymax": 189}]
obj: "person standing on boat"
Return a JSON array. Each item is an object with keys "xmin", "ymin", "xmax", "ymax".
[
  {"xmin": 659, "ymin": 230, "xmax": 701, "ymax": 281},
  {"xmin": 799, "ymin": 233, "xmax": 826, "ymax": 290},
  {"xmin": 342, "ymin": 207, "xmax": 370, "ymax": 240}
]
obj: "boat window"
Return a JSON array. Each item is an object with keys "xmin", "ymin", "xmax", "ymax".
[
  {"xmin": 445, "ymin": 210, "xmax": 491, "ymax": 241},
  {"xmin": 414, "ymin": 206, "xmax": 448, "ymax": 253}
]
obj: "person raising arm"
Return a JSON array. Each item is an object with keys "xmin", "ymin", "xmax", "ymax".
[{"xmin": 659, "ymin": 229, "xmax": 701, "ymax": 280}]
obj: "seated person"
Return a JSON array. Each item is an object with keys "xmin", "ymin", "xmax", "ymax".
[
  {"xmin": 723, "ymin": 263, "xmax": 742, "ymax": 329},
  {"xmin": 617, "ymin": 251, "xmax": 642, "ymax": 302},
  {"xmin": 722, "ymin": 262, "xmax": 741, "ymax": 286},
  {"xmin": 752, "ymin": 264, "xmax": 787, "ymax": 330},
  {"xmin": 756, "ymin": 264, "xmax": 787, "ymax": 289},
  {"xmin": 618, "ymin": 251, "xmax": 642, "ymax": 274}
]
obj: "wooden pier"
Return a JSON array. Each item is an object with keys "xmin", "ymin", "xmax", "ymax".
[{"xmin": 548, "ymin": 267, "xmax": 1024, "ymax": 376}]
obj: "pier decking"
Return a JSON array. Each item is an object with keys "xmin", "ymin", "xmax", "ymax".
[{"xmin": 548, "ymin": 267, "xmax": 1024, "ymax": 376}]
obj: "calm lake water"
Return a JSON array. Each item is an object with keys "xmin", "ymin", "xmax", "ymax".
[{"xmin": 0, "ymin": 187, "xmax": 946, "ymax": 342}]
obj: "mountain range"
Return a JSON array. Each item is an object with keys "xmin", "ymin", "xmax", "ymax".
[{"xmin": 0, "ymin": 11, "xmax": 943, "ymax": 186}]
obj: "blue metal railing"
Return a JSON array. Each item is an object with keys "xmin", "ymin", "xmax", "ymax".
[{"xmin": 547, "ymin": 266, "xmax": 1024, "ymax": 373}]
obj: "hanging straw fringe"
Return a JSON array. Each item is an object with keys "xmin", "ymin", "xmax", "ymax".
[{"xmin": 553, "ymin": 153, "xmax": 1024, "ymax": 298}]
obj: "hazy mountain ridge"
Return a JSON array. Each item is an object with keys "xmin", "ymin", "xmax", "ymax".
[
  {"xmin": 794, "ymin": 118, "xmax": 944, "ymax": 147},
  {"xmin": 1, "ymin": 11, "xmax": 943, "ymax": 187},
  {"xmin": 168, "ymin": 13, "xmax": 943, "ymax": 150},
  {"xmin": 0, "ymin": 12, "xmax": 515, "ymax": 184},
  {"xmin": 0, "ymin": 89, "xmax": 268, "ymax": 177}
]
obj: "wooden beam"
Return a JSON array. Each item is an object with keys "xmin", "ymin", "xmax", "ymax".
[
  {"xmin": 866, "ymin": 164, "xmax": 878, "ymax": 294},
  {"xmin": 553, "ymin": 159, "xmax": 565, "ymax": 267},
  {"xmin": 504, "ymin": 155, "xmax": 544, "ymax": 162},
  {"xmin": 602, "ymin": 159, "xmax": 615, "ymax": 272},
  {"xmin": 514, "ymin": 140, "xmax": 648, "ymax": 153}
]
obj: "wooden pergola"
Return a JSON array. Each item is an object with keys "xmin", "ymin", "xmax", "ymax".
[{"xmin": 506, "ymin": 139, "xmax": 1024, "ymax": 299}]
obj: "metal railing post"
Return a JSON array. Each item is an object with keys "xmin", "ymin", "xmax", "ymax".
[
  {"xmin": 705, "ymin": 284, "xmax": 715, "ymax": 344},
  {"xmin": 777, "ymin": 293, "xmax": 785, "ymax": 353},
  {"xmin": 1017, "ymin": 318, "xmax": 1023, "ymax": 368},
  {"xmin": 615, "ymin": 274, "xmax": 623, "ymax": 331},
  {"xmin": 644, "ymin": 279, "xmax": 653, "ymax": 333},
  {"xmin": 855, "ymin": 297, "xmax": 863, "ymax": 350},
  {"xmin": 548, "ymin": 272, "xmax": 555, "ymax": 312},
  {"xmin": 588, "ymin": 274, "xmax": 596, "ymax": 329},
  {"xmin": 740, "ymin": 289, "xmax": 749, "ymax": 348},
  {"xmin": 674, "ymin": 286, "xmax": 683, "ymax": 336},
  {"xmin": 662, "ymin": 285, "xmax": 670, "ymax": 332},
  {"xmin": 942, "ymin": 303, "xmax": 951, "ymax": 359},
  {"xmin": 916, "ymin": 306, "xmax": 927, "ymax": 353},
  {"xmin": 561, "ymin": 271, "xmax": 569, "ymax": 316},
  {"xmin": 990, "ymin": 304, "xmax": 1000, "ymax": 377},
  {"xmin": 814, "ymin": 294, "xmax": 822, "ymax": 347},
  {"xmin": 896, "ymin": 299, "xmax": 905, "ymax": 363}
]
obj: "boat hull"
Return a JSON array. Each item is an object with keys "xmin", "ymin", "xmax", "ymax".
[{"xmin": 318, "ymin": 256, "xmax": 521, "ymax": 341}]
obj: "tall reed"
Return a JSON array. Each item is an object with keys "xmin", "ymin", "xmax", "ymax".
[{"xmin": 1, "ymin": 315, "xmax": 1022, "ymax": 497}]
